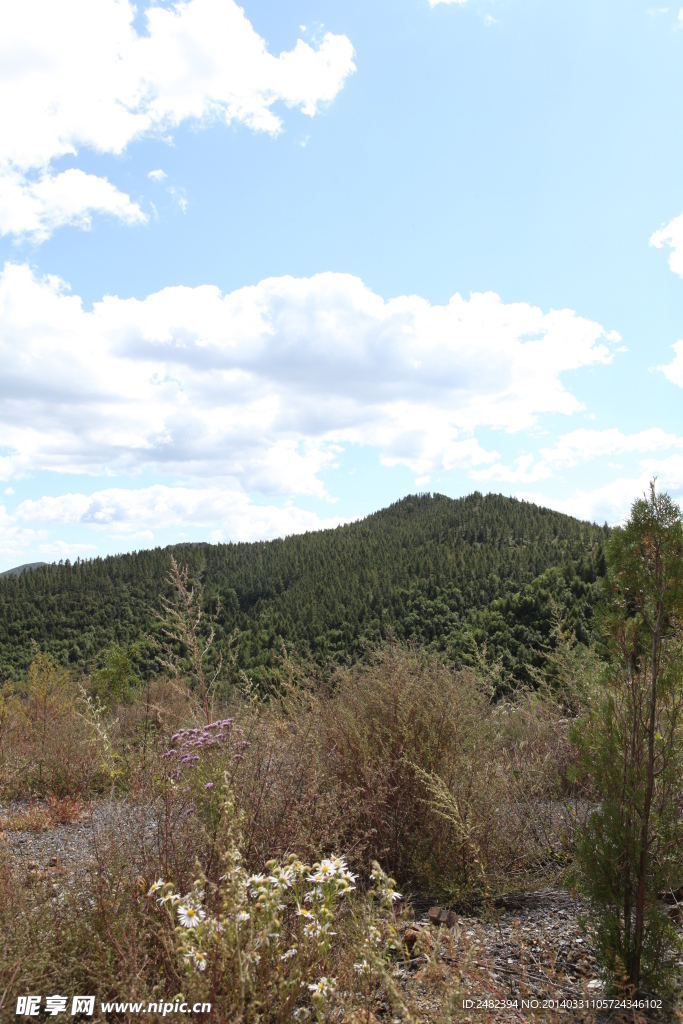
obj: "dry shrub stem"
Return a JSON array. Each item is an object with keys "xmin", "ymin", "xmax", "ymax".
[{"xmin": 0, "ymin": 642, "xmax": 675, "ymax": 1018}]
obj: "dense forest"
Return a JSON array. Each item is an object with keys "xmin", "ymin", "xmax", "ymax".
[{"xmin": 0, "ymin": 492, "xmax": 608, "ymax": 688}]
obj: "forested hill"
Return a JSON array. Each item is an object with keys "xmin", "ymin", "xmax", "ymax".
[{"xmin": 0, "ymin": 492, "xmax": 608, "ymax": 686}]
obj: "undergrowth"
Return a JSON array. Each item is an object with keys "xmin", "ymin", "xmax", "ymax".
[{"xmin": 0, "ymin": 643, "xmax": 647, "ymax": 1020}]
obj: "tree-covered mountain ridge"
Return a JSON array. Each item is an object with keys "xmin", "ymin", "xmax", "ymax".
[{"xmin": 0, "ymin": 492, "xmax": 608, "ymax": 685}]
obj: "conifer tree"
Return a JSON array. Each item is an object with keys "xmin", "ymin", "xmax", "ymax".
[{"xmin": 573, "ymin": 481, "xmax": 683, "ymax": 994}]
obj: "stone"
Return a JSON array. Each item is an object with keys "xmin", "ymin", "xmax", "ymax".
[{"xmin": 428, "ymin": 906, "xmax": 457, "ymax": 928}]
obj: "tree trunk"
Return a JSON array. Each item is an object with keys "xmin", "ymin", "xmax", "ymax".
[{"xmin": 631, "ymin": 621, "xmax": 660, "ymax": 990}]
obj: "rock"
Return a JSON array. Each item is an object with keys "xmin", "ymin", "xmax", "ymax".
[
  {"xmin": 47, "ymin": 855, "xmax": 58, "ymax": 867},
  {"xmin": 428, "ymin": 906, "xmax": 457, "ymax": 927}
]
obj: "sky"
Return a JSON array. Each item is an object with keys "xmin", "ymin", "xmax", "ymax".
[{"xmin": 1, "ymin": 0, "xmax": 683, "ymax": 571}]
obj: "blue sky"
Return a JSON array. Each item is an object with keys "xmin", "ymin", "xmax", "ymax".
[{"xmin": 1, "ymin": 0, "xmax": 683, "ymax": 570}]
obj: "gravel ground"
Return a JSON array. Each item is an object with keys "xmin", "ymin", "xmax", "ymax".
[
  {"xmin": 2, "ymin": 805, "xmax": 675, "ymax": 1023},
  {"xmin": 1, "ymin": 800, "xmax": 158, "ymax": 894},
  {"xmin": 389, "ymin": 891, "xmax": 670, "ymax": 1022}
]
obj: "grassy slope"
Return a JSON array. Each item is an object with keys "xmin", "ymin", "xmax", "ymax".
[{"xmin": 0, "ymin": 492, "xmax": 607, "ymax": 685}]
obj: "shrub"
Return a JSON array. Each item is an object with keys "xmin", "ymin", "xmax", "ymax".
[{"xmin": 0, "ymin": 654, "xmax": 108, "ymax": 799}]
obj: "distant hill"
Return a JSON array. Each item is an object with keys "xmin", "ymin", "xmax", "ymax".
[
  {"xmin": 0, "ymin": 493, "xmax": 608, "ymax": 686},
  {"xmin": 0, "ymin": 562, "xmax": 48, "ymax": 578}
]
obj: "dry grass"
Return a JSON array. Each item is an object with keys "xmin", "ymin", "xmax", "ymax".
[
  {"xmin": 226, "ymin": 646, "xmax": 579, "ymax": 896},
  {"xmin": 0, "ymin": 645, "xmax": 619, "ymax": 1021},
  {"xmin": 0, "ymin": 795, "xmax": 87, "ymax": 832}
]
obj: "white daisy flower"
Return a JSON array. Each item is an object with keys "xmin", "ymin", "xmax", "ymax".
[
  {"xmin": 192, "ymin": 949, "xmax": 207, "ymax": 971},
  {"xmin": 184, "ymin": 947, "xmax": 208, "ymax": 971},
  {"xmin": 147, "ymin": 879, "xmax": 164, "ymax": 896},
  {"xmin": 158, "ymin": 892, "xmax": 181, "ymax": 906},
  {"xmin": 307, "ymin": 976, "xmax": 335, "ymax": 999},
  {"xmin": 178, "ymin": 904, "xmax": 205, "ymax": 928}
]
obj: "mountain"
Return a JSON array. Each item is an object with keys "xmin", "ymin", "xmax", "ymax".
[
  {"xmin": 0, "ymin": 492, "xmax": 608, "ymax": 686},
  {"xmin": 0, "ymin": 562, "xmax": 48, "ymax": 578}
]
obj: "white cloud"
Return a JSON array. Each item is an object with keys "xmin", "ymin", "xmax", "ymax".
[
  {"xmin": 429, "ymin": 0, "xmax": 467, "ymax": 5},
  {"xmin": 148, "ymin": 169, "xmax": 167, "ymax": 182},
  {"xmin": 659, "ymin": 339, "xmax": 683, "ymax": 387},
  {"xmin": 518, "ymin": 455, "xmax": 683, "ymax": 526},
  {"xmin": 0, "ymin": 0, "xmax": 355, "ymax": 239},
  {"xmin": 472, "ymin": 427, "xmax": 683, "ymax": 485},
  {"xmin": 0, "ymin": 263, "xmax": 616, "ymax": 495},
  {"xmin": 0, "ymin": 504, "xmax": 39, "ymax": 564},
  {"xmin": 0, "ymin": 167, "xmax": 146, "ymax": 241},
  {"xmin": 472, "ymin": 453, "xmax": 551, "ymax": 485},
  {"xmin": 540, "ymin": 427, "xmax": 683, "ymax": 467},
  {"xmin": 650, "ymin": 212, "xmax": 683, "ymax": 277},
  {"xmin": 18, "ymin": 485, "xmax": 347, "ymax": 542},
  {"xmin": 38, "ymin": 539, "xmax": 97, "ymax": 558}
]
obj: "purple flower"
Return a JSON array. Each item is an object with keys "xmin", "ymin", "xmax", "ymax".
[{"xmin": 204, "ymin": 782, "xmax": 214, "ymax": 790}]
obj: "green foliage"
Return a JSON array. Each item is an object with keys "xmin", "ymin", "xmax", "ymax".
[
  {"xmin": 0, "ymin": 492, "xmax": 607, "ymax": 689},
  {"xmin": 570, "ymin": 482, "xmax": 683, "ymax": 997},
  {"xmin": 90, "ymin": 641, "xmax": 141, "ymax": 705}
]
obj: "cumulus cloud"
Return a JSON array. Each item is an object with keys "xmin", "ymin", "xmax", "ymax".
[
  {"xmin": 148, "ymin": 169, "xmax": 167, "ymax": 182},
  {"xmin": 0, "ymin": 263, "xmax": 617, "ymax": 497},
  {"xmin": 650, "ymin": 212, "xmax": 683, "ymax": 277},
  {"xmin": 17, "ymin": 485, "xmax": 346, "ymax": 543},
  {"xmin": 0, "ymin": 504, "xmax": 39, "ymax": 564},
  {"xmin": 518, "ymin": 454, "xmax": 683, "ymax": 527},
  {"xmin": 0, "ymin": 0, "xmax": 355, "ymax": 238},
  {"xmin": 0, "ymin": 167, "xmax": 146, "ymax": 241},
  {"xmin": 659, "ymin": 339, "xmax": 683, "ymax": 387},
  {"xmin": 540, "ymin": 427, "xmax": 683, "ymax": 467},
  {"xmin": 472, "ymin": 427, "xmax": 683, "ymax": 484}
]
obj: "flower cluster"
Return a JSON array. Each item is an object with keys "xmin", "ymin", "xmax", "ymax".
[
  {"xmin": 162, "ymin": 720, "xmax": 249, "ymax": 766},
  {"xmin": 307, "ymin": 856, "xmax": 357, "ymax": 894},
  {"xmin": 148, "ymin": 851, "xmax": 357, "ymax": 1020},
  {"xmin": 146, "ymin": 781, "xmax": 401, "ymax": 1021},
  {"xmin": 147, "ymin": 878, "xmax": 218, "ymax": 972}
]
